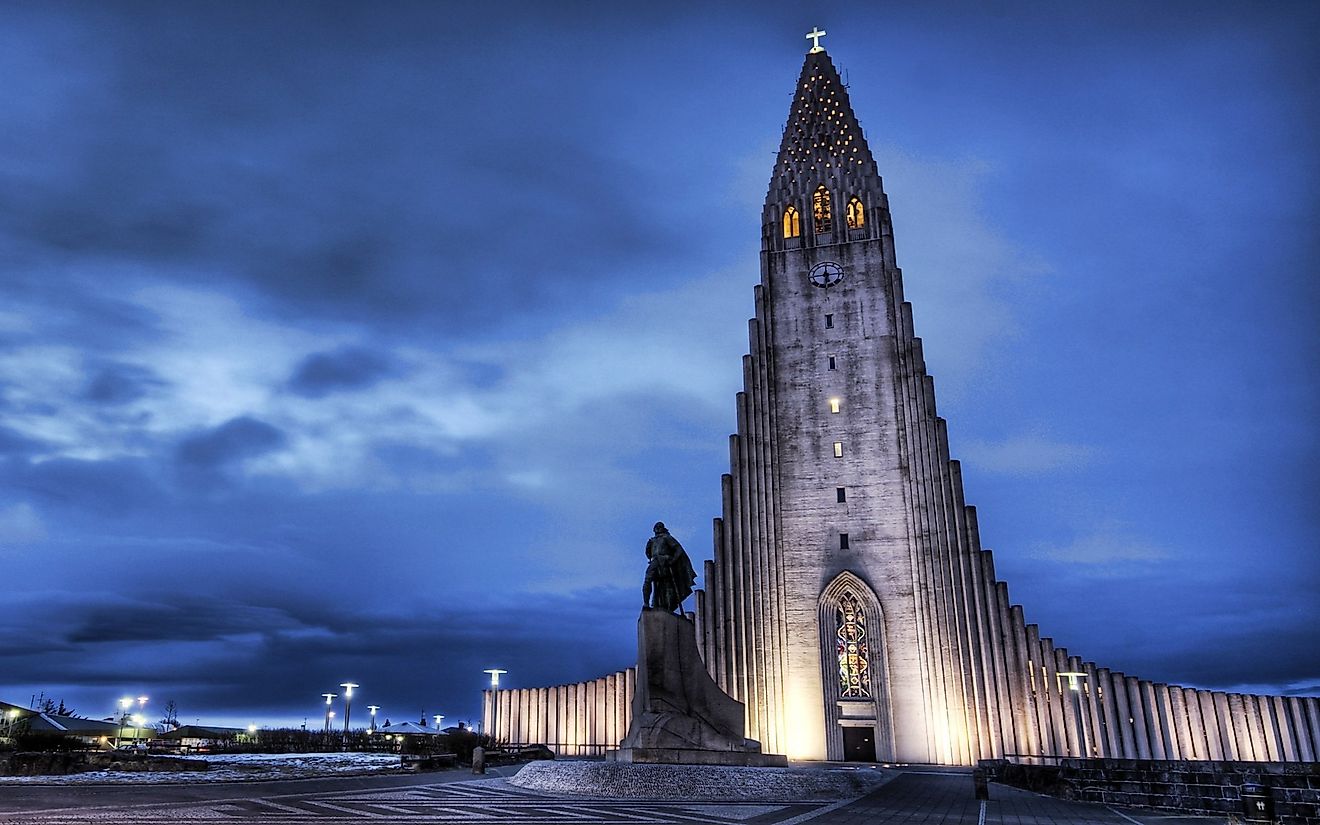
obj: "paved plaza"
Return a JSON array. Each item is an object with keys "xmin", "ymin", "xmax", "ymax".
[{"xmin": 0, "ymin": 767, "xmax": 1230, "ymax": 824}]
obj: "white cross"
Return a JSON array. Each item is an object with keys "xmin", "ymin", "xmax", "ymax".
[{"xmin": 806, "ymin": 27, "xmax": 827, "ymax": 53}]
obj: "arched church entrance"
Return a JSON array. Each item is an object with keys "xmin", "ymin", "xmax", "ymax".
[{"xmin": 818, "ymin": 572, "xmax": 893, "ymax": 762}]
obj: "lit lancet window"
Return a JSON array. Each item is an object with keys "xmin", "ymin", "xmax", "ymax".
[
  {"xmin": 783, "ymin": 206, "xmax": 801, "ymax": 239},
  {"xmin": 836, "ymin": 591, "xmax": 871, "ymax": 698},
  {"xmin": 846, "ymin": 196, "xmax": 865, "ymax": 229},
  {"xmin": 829, "ymin": 398, "xmax": 841, "ymax": 414},
  {"xmin": 812, "ymin": 186, "xmax": 832, "ymax": 234}
]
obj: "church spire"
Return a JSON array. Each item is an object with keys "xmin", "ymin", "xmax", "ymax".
[{"xmin": 763, "ymin": 45, "xmax": 885, "ymax": 252}]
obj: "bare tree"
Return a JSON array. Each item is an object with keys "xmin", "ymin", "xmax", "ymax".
[{"xmin": 160, "ymin": 700, "xmax": 179, "ymax": 729}]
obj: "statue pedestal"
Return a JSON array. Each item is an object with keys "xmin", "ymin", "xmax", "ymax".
[{"xmin": 607, "ymin": 609, "xmax": 787, "ymax": 767}]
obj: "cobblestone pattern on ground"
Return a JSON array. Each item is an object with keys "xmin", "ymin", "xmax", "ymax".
[{"xmin": 0, "ymin": 769, "xmax": 1237, "ymax": 824}]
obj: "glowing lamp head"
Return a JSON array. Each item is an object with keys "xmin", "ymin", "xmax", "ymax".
[
  {"xmin": 339, "ymin": 682, "xmax": 359, "ymax": 698},
  {"xmin": 483, "ymin": 668, "xmax": 508, "ymax": 687},
  {"xmin": 247, "ymin": 725, "xmax": 257, "ymax": 733}
]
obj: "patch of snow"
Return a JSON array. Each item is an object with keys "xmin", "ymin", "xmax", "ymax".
[{"xmin": 510, "ymin": 761, "xmax": 890, "ymax": 800}]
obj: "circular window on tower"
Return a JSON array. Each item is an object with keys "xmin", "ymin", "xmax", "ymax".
[{"xmin": 808, "ymin": 261, "xmax": 845, "ymax": 288}]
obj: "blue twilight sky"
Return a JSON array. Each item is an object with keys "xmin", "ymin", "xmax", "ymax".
[{"xmin": 1, "ymin": 1, "xmax": 1317, "ymax": 729}]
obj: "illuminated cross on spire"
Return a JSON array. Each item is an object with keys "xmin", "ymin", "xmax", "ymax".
[{"xmin": 805, "ymin": 27, "xmax": 827, "ymax": 54}]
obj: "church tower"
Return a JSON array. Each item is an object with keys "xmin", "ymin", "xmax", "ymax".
[
  {"xmin": 693, "ymin": 40, "xmax": 967, "ymax": 763},
  {"xmin": 691, "ymin": 37, "xmax": 1320, "ymax": 766},
  {"xmin": 485, "ymin": 35, "xmax": 1320, "ymax": 769}
]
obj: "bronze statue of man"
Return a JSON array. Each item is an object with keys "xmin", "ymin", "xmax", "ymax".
[{"xmin": 642, "ymin": 521, "xmax": 697, "ymax": 613}]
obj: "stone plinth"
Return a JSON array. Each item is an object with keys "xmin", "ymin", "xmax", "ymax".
[{"xmin": 607, "ymin": 609, "xmax": 786, "ymax": 767}]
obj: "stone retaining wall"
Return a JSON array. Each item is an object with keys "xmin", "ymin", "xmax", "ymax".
[{"xmin": 983, "ymin": 758, "xmax": 1320, "ymax": 824}]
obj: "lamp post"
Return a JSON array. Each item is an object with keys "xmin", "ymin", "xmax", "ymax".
[
  {"xmin": 321, "ymin": 693, "xmax": 337, "ymax": 746},
  {"xmin": 134, "ymin": 696, "xmax": 148, "ymax": 749},
  {"xmin": 433, "ymin": 714, "xmax": 444, "ymax": 733},
  {"xmin": 483, "ymin": 669, "xmax": 507, "ymax": 747},
  {"xmin": 116, "ymin": 697, "xmax": 132, "ymax": 748},
  {"xmin": 367, "ymin": 705, "xmax": 380, "ymax": 734},
  {"xmin": 1058, "ymin": 671, "xmax": 1090, "ymax": 757},
  {"xmin": 131, "ymin": 714, "xmax": 146, "ymax": 749},
  {"xmin": 339, "ymin": 683, "xmax": 359, "ymax": 749}
]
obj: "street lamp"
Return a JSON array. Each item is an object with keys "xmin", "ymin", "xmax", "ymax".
[
  {"xmin": 116, "ymin": 698, "xmax": 132, "ymax": 748},
  {"xmin": 321, "ymin": 693, "xmax": 337, "ymax": 744},
  {"xmin": 131, "ymin": 714, "xmax": 146, "ymax": 749},
  {"xmin": 433, "ymin": 714, "xmax": 444, "ymax": 732},
  {"xmin": 483, "ymin": 669, "xmax": 507, "ymax": 747},
  {"xmin": 1058, "ymin": 671, "xmax": 1090, "ymax": 757},
  {"xmin": 339, "ymin": 683, "xmax": 359, "ymax": 748},
  {"xmin": 367, "ymin": 705, "xmax": 380, "ymax": 734}
]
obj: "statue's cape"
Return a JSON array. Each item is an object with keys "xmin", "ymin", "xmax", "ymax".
[
  {"xmin": 670, "ymin": 540, "xmax": 697, "ymax": 601},
  {"xmin": 649, "ymin": 534, "xmax": 698, "ymax": 603}
]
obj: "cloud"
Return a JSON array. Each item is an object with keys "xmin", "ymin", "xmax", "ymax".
[
  {"xmin": 0, "ymin": 502, "xmax": 46, "ymax": 548},
  {"xmin": 286, "ymin": 347, "xmax": 395, "ymax": 398},
  {"xmin": 0, "ymin": 586, "xmax": 640, "ymax": 724},
  {"xmin": 1029, "ymin": 529, "xmax": 1171, "ymax": 569},
  {"xmin": 960, "ymin": 433, "xmax": 1097, "ymax": 475},
  {"xmin": 82, "ymin": 361, "xmax": 168, "ymax": 405},
  {"xmin": 176, "ymin": 416, "xmax": 286, "ymax": 470},
  {"xmin": 869, "ymin": 145, "xmax": 1051, "ymax": 390}
]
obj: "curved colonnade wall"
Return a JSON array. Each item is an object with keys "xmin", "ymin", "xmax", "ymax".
[{"xmin": 482, "ymin": 668, "xmax": 634, "ymax": 757}]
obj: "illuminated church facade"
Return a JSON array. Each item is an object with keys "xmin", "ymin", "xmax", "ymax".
[{"xmin": 484, "ymin": 42, "xmax": 1320, "ymax": 765}]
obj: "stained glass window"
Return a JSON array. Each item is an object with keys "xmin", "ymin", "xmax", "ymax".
[
  {"xmin": 836, "ymin": 592, "xmax": 871, "ymax": 698},
  {"xmin": 813, "ymin": 186, "xmax": 832, "ymax": 234},
  {"xmin": 846, "ymin": 196, "xmax": 865, "ymax": 229},
  {"xmin": 783, "ymin": 206, "xmax": 801, "ymax": 239}
]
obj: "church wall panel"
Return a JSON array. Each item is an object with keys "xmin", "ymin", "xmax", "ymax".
[
  {"xmin": 1038, "ymin": 638, "xmax": 1067, "ymax": 757},
  {"xmin": 1169, "ymin": 684, "xmax": 1193, "ymax": 760},
  {"xmin": 983, "ymin": 557, "xmax": 1017, "ymax": 755},
  {"xmin": 1111, "ymin": 672, "xmax": 1136, "ymax": 758},
  {"xmin": 1126, "ymin": 676, "xmax": 1152, "ymax": 760},
  {"xmin": 950, "ymin": 460, "xmax": 997, "ymax": 760},
  {"xmin": 1083, "ymin": 662, "xmax": 1108, "ymax": 757},
  {"xmin": 1183, "ymin": 687, "xmax": 1208, "ymax": 760},
  {"xmin": 1053, "ymin": 647, "xmax": 1080, "ymax": 756},
  {"xmin": 738, "ymin": 357, "xmax": 768, "ymax": 743},
  {"xmin": 1259, "ymin": 694, "xmax": 1283, "ymax": 761},
  {"xmin": 1212, "ymin": 692, "xmax": 1236, "ymax": 759},
  {"xmin": 1011, "ymin": 607, "xmax": 1043, "ymax": 757},
  {"xmin": 1272, "ymin": 695, "xmax": 1299, "ymax": 761},
  {"xmin": 1143, "ymin": 681, "xmax": 1167, "ymax": 760},
  {"xmin": 1228, "ymin": 693, "xmax": 1254, "ymax": 761},
  {"xmin": 1303, "ymin": 697, "xmax": 1320, "ymax": 760},
  {"xmin": 896, "ymin": 325, "xmax": 946, "ymax": 762}
]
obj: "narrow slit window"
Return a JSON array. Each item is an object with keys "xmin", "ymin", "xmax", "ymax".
[
  {"xmin": 824, "ymin": 313, "xmax": 834, "ymax": 329},
  {"xmin": 828, "ymin": 355, "xmax": 837, "ymax": 370},
  {"xmin": 829, "ymin": 398, "xmax": 841, "ymax": 414},
  {"xmin": 836, "ymin": 487, "xmax": 847, "ymax": 503},
  {"xmin": 833, "ymin": 441, "xmax": 843, "ymax": 458},
  {"xmin": 846, "ymin": 196, "xmax": 865, "ymax": 229},
  {"xmin": 839, "ymin": 533, "xmax": 850, "ymax": 550},
  {"xmin": 782, "ymin": 206, "xmax": 801, "ymax": 239}
]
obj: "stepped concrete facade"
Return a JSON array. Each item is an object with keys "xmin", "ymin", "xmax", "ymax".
[{"xmin": 484, "ymin": 45, "xmax": 1320, "ymax": 766}]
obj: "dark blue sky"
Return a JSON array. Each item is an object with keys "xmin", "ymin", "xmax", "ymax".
[{"xmin": 2, "ymin": 1, "xmax": 1317, "ymax": 729}]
